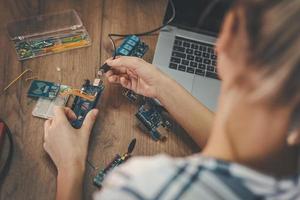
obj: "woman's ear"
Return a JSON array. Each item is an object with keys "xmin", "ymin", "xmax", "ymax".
[
  {"xmin": 216, "ymin": 11, "xmax": 235, "ymax": 54},
  {"xmin": 287, "ymin": 129, "xmax": 300, "ymax": 146}
]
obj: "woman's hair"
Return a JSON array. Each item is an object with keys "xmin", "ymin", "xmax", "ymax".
[{"xmin": 232, "ymin": 0, "xmax": 300, "ymax": 124}]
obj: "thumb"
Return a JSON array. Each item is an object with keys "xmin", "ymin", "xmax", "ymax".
[
  {"xmin": 81, "ymin": 109, "xmax": 99, "ymax": 134},
  {"xmin": 287, "ymin": 130, "xmax": 300, "ymax": 146}
]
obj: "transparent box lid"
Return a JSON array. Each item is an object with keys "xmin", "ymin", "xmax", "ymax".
[{"xmin": 7, "ymin": 10, "xmax": 84, "ymax": 41}]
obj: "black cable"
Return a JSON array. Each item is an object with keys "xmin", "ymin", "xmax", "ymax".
[
  {"xmin": 99, "ymin": 0, "xmax": 175, "ymax": 73},
  {"xmin": 100, "ymin": 0, "xmax": 219, "ymax": 72},
  {"xmin": 110, "ymin": 0, "xmax": 175, "ymax": 38},
  {"xmin": 105, "ymin": 0, "xmax": 176, "ymax": 62},
  {"xmin": 0, "ymin": 119, "xmax": 13, "ymax": 188}
]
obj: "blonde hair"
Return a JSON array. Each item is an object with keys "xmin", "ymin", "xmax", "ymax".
[{"xmin": 234, "ymin": 0, "xmax": 300, "ymax": 123}]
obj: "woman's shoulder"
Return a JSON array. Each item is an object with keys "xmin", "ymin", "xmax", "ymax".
[
  {"xmin": 97, "ymin": 154, "xmax": 188, "ymax": 190},
  {"xmin": 94, "ymin": 154, "xmax": 300, "ymax": 200},
  {"xmin": 94, "ymin": 154, "xmax": 199, "ymax": 199}
]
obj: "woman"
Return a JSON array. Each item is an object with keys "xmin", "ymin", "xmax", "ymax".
[{"xmin": 43, "ymin": 0, "xmax": 300, "ymax": 199}]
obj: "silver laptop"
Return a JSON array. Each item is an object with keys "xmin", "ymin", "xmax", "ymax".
[{"xmin": 153, "ymin": 0, "xmax": 230, "ymax": 111}]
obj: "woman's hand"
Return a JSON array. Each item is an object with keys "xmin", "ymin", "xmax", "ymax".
[
  {"xmin": 44, "ymin": 107, "xmax": 98, "ymax": 200},
  {"xmin": 105, "ymin": 56, "xmax": 168, "ymax": 98},
  {"xmin": 43, "ymin": 106, "xmax": 98, "ymax": 172},
  {"xmin": 287, "ymin": 131, "xmax": 300, "ymax": 146}
]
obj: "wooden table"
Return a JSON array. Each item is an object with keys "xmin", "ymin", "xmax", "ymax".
[{"xmin": 0, "ymin": 0, "xmax": 199, "ymax": 199}]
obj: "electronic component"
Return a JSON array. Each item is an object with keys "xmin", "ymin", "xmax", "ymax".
[
  {"xmin": 98, "ymin": 63, "xmax": 111, "ymax": 75},
  {"xmin": 32, "ymin": 85, "xmax": 71, "ymax": 119},
  {"xmin": 71, "ymin": 79, "xmax": 104, "ymax": 129},
  {"xmin": 115, "ymin": 35, "xmax": 148, "ymax": 57},
  {"xmin": 136, "ymin": 99, "xmax": 171, "ymax": 141},
  {"xmin": 122, "ymin": 89, "xmax": 142, "ymax": 103},
  {"xmin": 28, "ymin": 80, "xmax": 60, "ymax": 100},
  {"xmin": 93, "ymin": 139, "xmax": 136, "ymax": 188},
  {"xmin": 98, "ymin": 35, "xmax": 149, "ymax": 75},
  {"xmin": 15, "ymin": 32, "xmax": 90, "ymax": 59}
]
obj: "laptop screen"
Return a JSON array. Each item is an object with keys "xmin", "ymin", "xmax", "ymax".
[{"xmin": 164, "ymin": 0, "xmax": 232, "ymax": 37}]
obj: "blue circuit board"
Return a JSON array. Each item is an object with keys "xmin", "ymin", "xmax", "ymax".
[
  {"xmin": 71, "ymin": 79, "xmax": 104, "ymax": 129},
  {"xmin": 115, "ymin": 35, "xmax": 149, "ymax": 57},
  {"xmin": 135, "ymin": 99, "xmax": 171, "ymax": 141},
  {"xmin": 93, "ymin": 139, "xmax": 136, "ymax": 188},
  {"xmin": 93, "ymin": 154, "xmax": 126, "ymax": 188},
  {"xmin": 28, "ymin": 80, "xmax": 60, "ymax": 100}
]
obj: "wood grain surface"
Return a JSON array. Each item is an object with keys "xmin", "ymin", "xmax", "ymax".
[{"xmin": 0, "ymin": 0, "xmax": 199, "ymax": 199}]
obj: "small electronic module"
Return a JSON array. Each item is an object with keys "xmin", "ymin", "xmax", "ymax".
[
  {"xmin": 115, "ymin": 35, "xmax": 149, "ymax": 57},
  {"xmin": 29, "ymin": 79, "xmax": 104, "ymax": 128},
  {"xmin": 98, "ymin": 35, "xmax": 149, "ymax": 75},
  {"xmin": 28, "ymin": 80, "xmax": 60, "ymax": 100},
  {"xmin": 136, "ymin": 99, "xmax": 171, "ymax": 141},
  {"xmin": 71, "ymin": 79, "xmax": 104, "ymax": 129},
  {"xmin": 93, "ymin": 139, "xmax": 136, "ymax": 188}
]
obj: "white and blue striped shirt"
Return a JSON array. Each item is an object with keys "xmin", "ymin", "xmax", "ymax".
[{"xmin": 94, "ymin": 154, "xmax": 300, "ymax": 200}]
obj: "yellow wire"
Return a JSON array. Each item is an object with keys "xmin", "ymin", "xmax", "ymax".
[{"xmin": 3, "ymin": 69, "xmax": 32, "ymax": 92}]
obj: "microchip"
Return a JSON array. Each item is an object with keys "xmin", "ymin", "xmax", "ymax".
[{"xmin": 28, "ymin": 80, "xmax": 60, "ymax": 100}]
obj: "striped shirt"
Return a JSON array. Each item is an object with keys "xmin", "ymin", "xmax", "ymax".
[{"xmin": 94, "ymin": 154, "xmax": 300, "ymax": 200}]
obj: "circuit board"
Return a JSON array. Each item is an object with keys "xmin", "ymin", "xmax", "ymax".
[
  {"xmin": 93, "ymin": 139, "xmax": 136, "ymax": 188},
  {"xmin": 15, "ymin": 31, "xmax": 90, "ymax": 60},
  {"xmin": 135, "ymin": 99, "xmax": 171, "ymax": 141},
  {"xmin": 71, "ymin": 79, "xmax": 104, "ymax": 129},
  {"xmin": 115, "ymin": 35, "xmax": 149, "ymax": 57},
  {"xmin": 28, "ymin": 80, "xmax": 60, "ymax": 100}
]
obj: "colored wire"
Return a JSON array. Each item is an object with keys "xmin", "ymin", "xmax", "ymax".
[{"xmin": 3, "ymin": 69, "xmax": 32, "ymax": 92}]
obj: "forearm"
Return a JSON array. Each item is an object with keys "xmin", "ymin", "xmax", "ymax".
[
  {"xmin": 56, "ymin": 165, "xmax": 85, "ymax": 200},
  {"xmin": 156, "ymin": 75, "xmax": 214, "ymax": 147}
]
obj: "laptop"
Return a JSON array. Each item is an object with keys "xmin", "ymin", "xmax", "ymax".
[{"xmin": 153, "ymin": 0, "xmax": 231, "ymax": 111}]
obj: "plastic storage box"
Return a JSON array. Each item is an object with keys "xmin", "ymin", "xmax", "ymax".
[{"xmin": 7, "ymin": 10, "xmax": 91, "ymax": 60}]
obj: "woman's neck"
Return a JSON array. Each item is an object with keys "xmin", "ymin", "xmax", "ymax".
[
  {"xmin": 202, "ymin": 88, "xmax": 299, "ymax": 177},
  {"xmin": 202, "ymin": 135, "xmax": 298, "ymax": 177}
]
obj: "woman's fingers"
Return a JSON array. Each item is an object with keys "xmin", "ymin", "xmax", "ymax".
[
  {"xmin": 127, "ymin": 69, "xmax": 138, "ymax": 79},
  {"xmin": 105, "ymin": 70, "xmax": 114, "ymax": 77},
  {"xmin": 44, "ymin": 119, "xmax": 51, "ymax": 132},
  {"xmin": 120, "ymin": 77, "xmax": 131, "ymax": 89},
  {"xmin": 130, "ymin": 77, "xmax": 138, "ymax": 91},
  {"xmin": 53, "ymin": 106, "xmax": 69, "ymax": 123},
  {"xmin": 287, "ymin": 130, "xmax": 300, "ymax": 146},
  {"xmin": 108, "ymin": 75, "xmax": 121, "ymax": 84},
  {"xmin": 106, "ymin": 56, "xmax": 144, "ymax": 71},
  {"xmin": 81, "ymin": 109, "xmax": 99, "ymax": 136},
  {"xmin": 64, "ymin": 107, "xmax": 77, "ymax": 121}
]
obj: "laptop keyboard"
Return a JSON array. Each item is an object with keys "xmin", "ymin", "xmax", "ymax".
[{"xmin": 169, "ymin": 36, "xmax": 219, "ymax": 80}]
